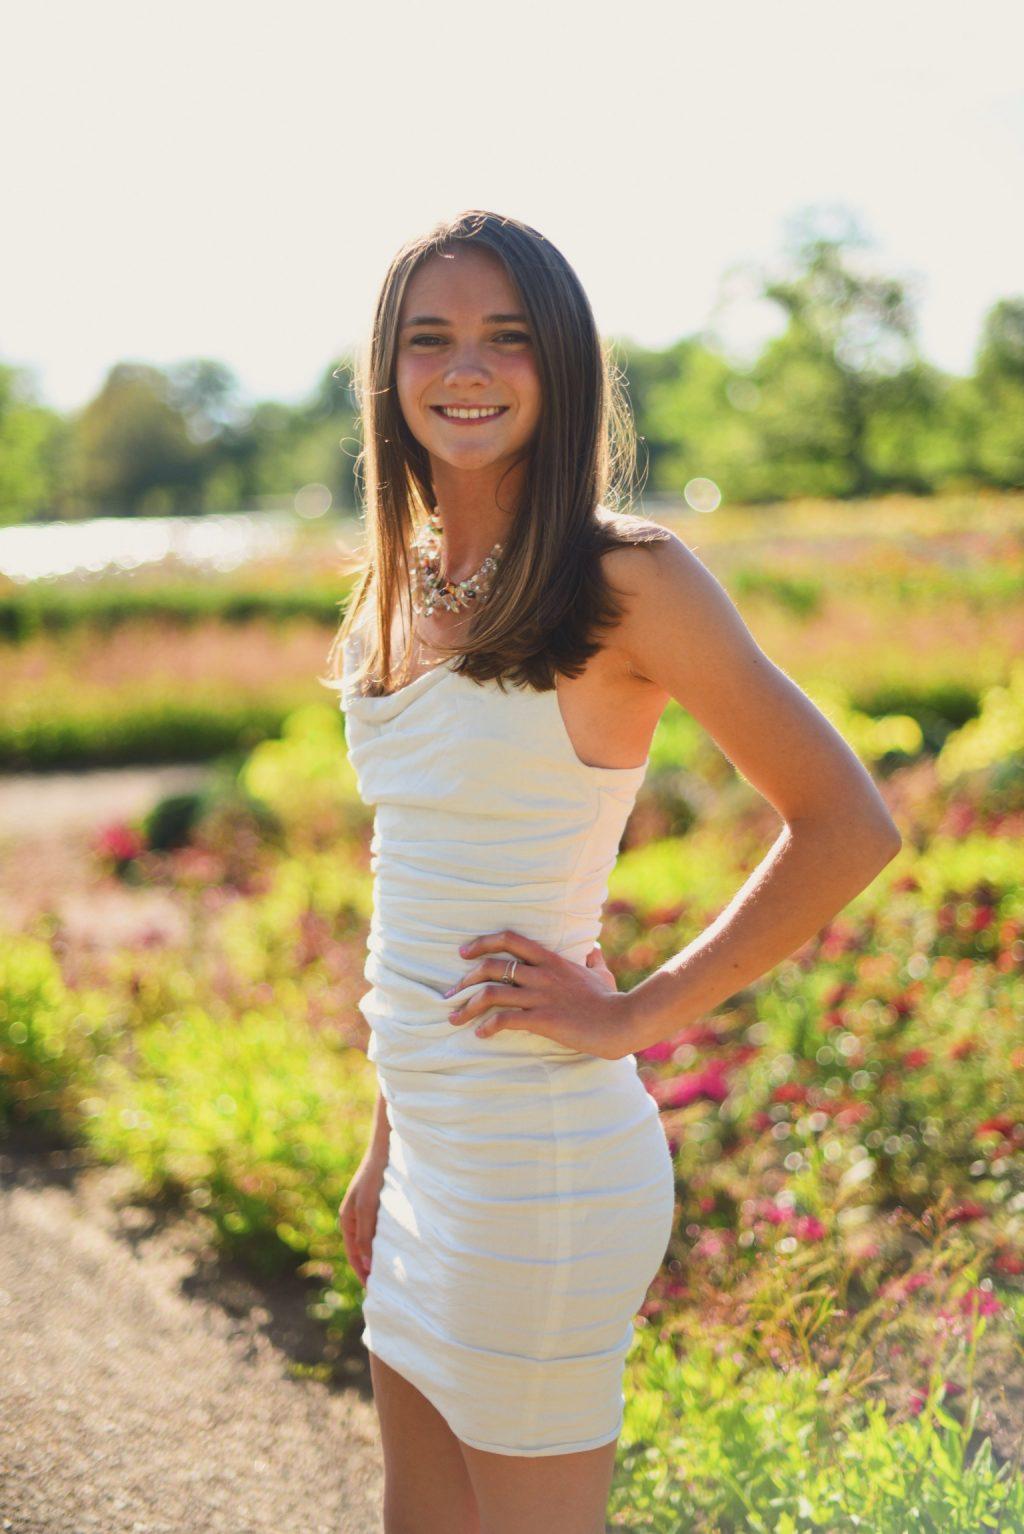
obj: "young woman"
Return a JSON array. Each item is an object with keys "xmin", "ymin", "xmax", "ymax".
[{"xmin": 331, "ymin": 209, "xmax": 901, "ymax": 1534}]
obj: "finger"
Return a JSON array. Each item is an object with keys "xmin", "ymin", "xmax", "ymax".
[
  {"xmin": 449, "ymin": 982, "xmax": 536, "ymax": 1027},
  {"xmin": 443, "ymin": 953, "xmax": 536, "ymax": 1001},
  {"xmin": 474, "ymin": 1008, "xmax": 531, "ymax": 1039},
  {"xmin": 459, "ymin": 929, "xmax": 550, "ymax": 966}
]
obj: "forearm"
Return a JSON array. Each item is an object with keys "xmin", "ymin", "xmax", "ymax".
[
  {"xmin": 618, "ymin": 817, "xmax": 901, "ymax": 1057},
  {"xmin": 365, "ymin": 1084, "xmax": 391, "ymax": 1165}
]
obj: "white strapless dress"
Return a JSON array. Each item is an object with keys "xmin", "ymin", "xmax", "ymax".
[{"xmin": 338, "ymin": 624, "xmax": 675, "ymax": 1457}]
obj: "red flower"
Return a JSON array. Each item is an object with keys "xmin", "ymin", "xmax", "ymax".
[
  {"xmin": 772, "ymin": 1082, "xmax": 808, "ymax": 1104},
  {"xmin": 948, "ymin": 1200, "xmax": 988, "ymax": 1224},
  {"xmin": 834, "ymin": 1101, "xmax": 872, "ymax": 1128},
  {"xmin": 901, "ymin": 1047, "xmax": 930, "ymax": 1070}
]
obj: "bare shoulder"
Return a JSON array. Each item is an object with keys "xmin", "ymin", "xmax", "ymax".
[
  {"xmin": 596, "ymin": 522, "xmax": 712, "ymax": 674},
  {"xmin": 598, "ymin": 524, "xmax": 901, "ymax": 844}
]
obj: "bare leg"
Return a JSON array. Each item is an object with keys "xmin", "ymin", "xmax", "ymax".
[
  {"xmin": 459, "ymin": 1436, "xmax": 618, "ymax": 1534},
  {"xmin": 369, "ymin": 1349, "xmax": 482, "ymax": 1534}
]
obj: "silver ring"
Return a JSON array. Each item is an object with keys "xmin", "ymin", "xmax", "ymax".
[{"xmin": 502, "ymin": 958, "xmax": 519, "ymax": 986}]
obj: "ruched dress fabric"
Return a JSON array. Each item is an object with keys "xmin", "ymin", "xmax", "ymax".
[{"xmin": 339, "ymin": 626, "xmax": 675, "ymax": 1457}]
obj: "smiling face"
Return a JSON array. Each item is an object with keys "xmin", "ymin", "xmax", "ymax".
[{"xmin": 395, "ymin": 244, "xmax": 542, "ymax": 479}]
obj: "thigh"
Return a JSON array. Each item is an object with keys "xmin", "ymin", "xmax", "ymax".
[
  {"xmin": 369, "ymin": 1349, "xmax": 482, "ymax": 1534},
  {"xmin": 459, "ymin": 1437, "xmax": 618, "ymax": 1534}
]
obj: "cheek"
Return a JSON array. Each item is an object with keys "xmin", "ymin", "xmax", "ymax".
[
  {"xmin": 502, "ymin": 357, "xmax": 541, "ymax": 415},
  {"xmin": 395, "ymin": 355, "xmax": 435, "ymax": 413}
]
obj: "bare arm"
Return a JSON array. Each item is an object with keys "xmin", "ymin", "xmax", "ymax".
[
  {"xmin": 365, "ymin": 1086, "xmax": 391, "ymax": 1166},
  {"xmin": 606, "ymin": 533, "xmax": 902, "ymax": 1056}
]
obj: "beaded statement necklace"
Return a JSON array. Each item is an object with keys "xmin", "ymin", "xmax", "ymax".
[{"xmin": 411, "ymin": 509, "xmax": 503, "ymax": 617}]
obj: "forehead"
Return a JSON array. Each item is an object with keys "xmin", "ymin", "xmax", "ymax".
[{"xmin": 400, "ymin": 245, "xmax": 520, "ymax": 318}]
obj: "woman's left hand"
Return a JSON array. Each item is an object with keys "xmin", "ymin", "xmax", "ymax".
[{"xmin": 443, "ymin": 929, "xmax": 630, "ymax": 1060}]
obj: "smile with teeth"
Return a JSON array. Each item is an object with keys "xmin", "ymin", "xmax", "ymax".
[{"xmin": 432, "ymin": 405, "xmax": 509, "ymax": 422}]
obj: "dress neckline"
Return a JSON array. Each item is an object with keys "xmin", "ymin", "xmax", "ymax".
[
  {"xmin": 343, "ymin": 652, "xmax": 457, "ymax": 721},
  {"xmin": 344, "ymin": 652, "xmax": 649, "ymax": 781}
]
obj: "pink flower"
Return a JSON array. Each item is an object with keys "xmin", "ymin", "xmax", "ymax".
[
  {"xmin": 653, "ymin": 1065, "xmax": 730, "ymax": 1109},
  {"xmin": 637, "ymin": 1038, "xmax": 680, "ymax": 1063},
  {"xmin": 757, "ymin": 1200, "xmax": 789, "ymax": 1226},
  {"xmin": 792, "ymin": 1214, "xmax": 827, "ymax": 1242},
  {"xmin": 94, "ymin": 821, "xmax": 146, "ymax": 864},
  {"xmin": 957, "ymin": 1286, "xmax": 1001, "ymax": 1318},
  {"xmin": 909, "ymin": 1380, "xmax": 964, "ymax": 1415}
]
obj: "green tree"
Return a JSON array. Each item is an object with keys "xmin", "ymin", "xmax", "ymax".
[
  {"xmin": 67, "ymin": 362, "xmax": 204, "ymax": 516},
  {"xmin": 0, "ymin": 363, "xmax": 66, "ymax": 525},
  {"xmin": 972, "ymin": 297, "xmax": 1024, "ymax": 486},
  {"xmin": 749, "ymin": 206, "xmax": 921, "ymax": 498}
]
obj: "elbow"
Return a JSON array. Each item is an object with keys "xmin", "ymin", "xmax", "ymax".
[
  {"xmin": 789, "ymin": 810, "xmax": 903, "ymax": 869},
  {"xmin": 878, "ymin": 826, "xmax": 903, "ymax": 864},
  {"xmin": 862, "ymin": 817, "xmax": 903, "ymax": 870}
]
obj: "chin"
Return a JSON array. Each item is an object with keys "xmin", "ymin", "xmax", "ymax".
[{"xmin": 429, "ymin": 441, "xmax": 513, "ymax": 469}]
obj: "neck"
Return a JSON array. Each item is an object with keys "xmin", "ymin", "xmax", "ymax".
[{"xmin": 427, "ymin": 456, "xmax": 523, "ymax": 579}]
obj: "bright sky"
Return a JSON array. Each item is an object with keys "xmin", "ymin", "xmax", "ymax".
[{"xmin": 3, "ymin": 0, "xmax": 1022, "ymax": 415}]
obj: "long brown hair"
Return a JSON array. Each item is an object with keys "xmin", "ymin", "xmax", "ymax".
[{"xmin": 321, "ymin": 208, "xmax": 669, "ymax": 699}]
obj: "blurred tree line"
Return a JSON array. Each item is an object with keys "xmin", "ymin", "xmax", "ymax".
[{"xmin": 1, "ymin": 210, "xmax": 1022, "ymax": 526}]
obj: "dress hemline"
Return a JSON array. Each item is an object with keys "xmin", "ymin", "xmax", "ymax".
[{"xmin": 362, "ymin": 1331, "xmax": 624, "ymax": 1459}]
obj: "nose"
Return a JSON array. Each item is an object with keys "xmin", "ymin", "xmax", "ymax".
[{"xmin": 442, "ymin": 342, "xmax": 492, "ymax": 387}]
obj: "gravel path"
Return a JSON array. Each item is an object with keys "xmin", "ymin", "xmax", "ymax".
[{"xmin": 0, "ymin": 1128, "xmax": 384, "ymax": 1533}]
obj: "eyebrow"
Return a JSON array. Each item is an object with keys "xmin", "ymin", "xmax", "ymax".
[{"xmin": 401, "ymin": 312, "xmax": 528, "ymax": 328}]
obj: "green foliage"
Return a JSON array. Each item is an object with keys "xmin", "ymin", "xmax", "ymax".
[
  {"xmin": 85, "ymin": 1002, "xmax": 376, "ymax": 1310},
  {"xmin": 0, "ymin": 579, "xmax": 346, "ymax": 642},
  {"xmin": 610, "ymin": 1329, "xmax": 1024, "ymax": 1531},
  {"xmin": 143, "ymin": 791, "xmax": 208, "ymax": 851},
  {"xmin": 0, "ymin": 693, "xmax": 291, "ymax": 770},
  {"xmin": 0, "ymin": 363, "xmax": 66, "ymax": 525},
  {"xmin": 142, "ymin": 779, "xmax": 282, "ymax": 855},
  {"xmin": 0, "ymin": 926, "xmax": 377, "ymax": 1334},
  {"xmin": 937, "ymin": 660, "xmax": 1024, "ymax": 806},
  {"xmin": 0, "ymin": 936, "xmax": 112, "ymax": 1132},
  {"xmin": 239, "ymin": 702, "xmax": 368, "ymax": 838},
  {"xmin": 218, "ymin": 850, "xmax": 372, "ymax": 984}
]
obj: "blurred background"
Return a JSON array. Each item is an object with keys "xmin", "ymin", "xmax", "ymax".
[{"xmin": 2, "ymin": 2, "xmax": 1024, "ymax": 1526}]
